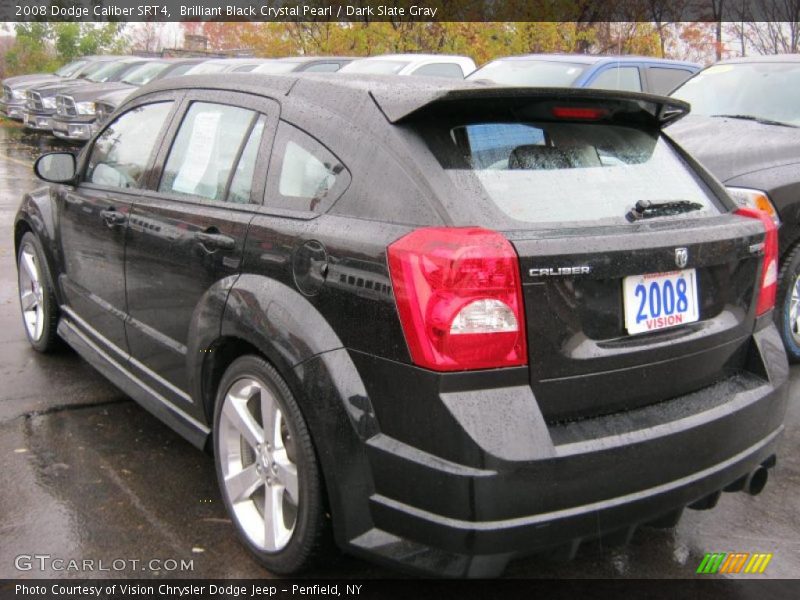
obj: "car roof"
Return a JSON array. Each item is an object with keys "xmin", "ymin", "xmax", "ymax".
[
  {"xmin": 279, "ymin": 56, "xmax": 357, "ymax": 63},
  {"xmin": 133, "ymin": 72, "xmax": 688, "ymax": 127},
  {"xmin": 351, "ymin": 53, "xmax": 471, "ymax": 62},
  {"xmin": 714, "ymin": 54, "xmax": 800, "ymax": 64},
  {"xmin": 491, "ymin": 53, "xmax": 699, "ymax": 67}
]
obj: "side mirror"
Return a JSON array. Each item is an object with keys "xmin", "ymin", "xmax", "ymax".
[{"xmin": 34, "ymin": 152, "xmax": 76, "ymax": 184}]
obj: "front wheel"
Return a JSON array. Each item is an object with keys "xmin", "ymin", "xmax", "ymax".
[
  {"xmin": 776, "ymin": 243, "xmax": 800, "ymax": 363},
  {"xmin": 213, "ymin": 355, "xmax": 328, "ymax": 574},
  {"xmin": 17, "ymin": 232, "xmax": 60, "ymax": 352}
]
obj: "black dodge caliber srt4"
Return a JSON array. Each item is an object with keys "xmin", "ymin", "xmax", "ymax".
[{"xmin": 14, "ymin": 74, "xmax": 789, "ymax": 577}]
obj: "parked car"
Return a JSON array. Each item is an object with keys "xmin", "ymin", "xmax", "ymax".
[
  {"xmin": 16, "ymin": 75, "xmax": 788, "ymax": 577},
  {"xmin": 468, "ymin": 54, "xmax": 700, "ymax": 94},
  {"xmin": 71, "ymin": 58, "xmax": 208, "ymax": 136},
  {"xmin": 24, "ymin": 57, "xmax": 151, "ymax": 134},
  {"xmin": 668, "ymin": 54, "xmax": 800, "ymax": 361},
  {"xmin": 2, "ymin": 56, "xmax": 122, "ymax": 121},
  {"xmin": 338, "ymin": 53, "xmax": 476, "ymax": 78},
  {"xmin": 250, "ymin": 56, "xmax": 355, "ymax": 74},
  {"xmin": 183, "ymin": 58, "xmax": 271, "ymax": 75}
]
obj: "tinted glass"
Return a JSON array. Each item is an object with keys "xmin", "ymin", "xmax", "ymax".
[
  {"xmin": 160, "ymin": 63, "xmax": 198, "ymax": 78},
  {"xmin": 421, "ymin": 121, "xmax": 718, "ymax": 227},
  {"xmin": 411, "ymin": 63, "xmax": 465, "ymax": 78},
  {"xmin": 88, "ymin": 61, "xmax": 146, "ymax": 83},
  {"xmin": 86, "ymin": 102, "xmax": 173, "ymax": 189},
  {"xmin": 121, "ymin": 62, "xmax": 170, "ymax": 86},
  {"xmin": 341, "ymin": 60, "xmax": 409, "ymax": 74},
  {"xmin": 648, "ymin": 67, "xmax": 694, "ymax": 95},
  {"xmin": 228, "ymin": 117, "xmax": 266, "ymax": 204},
  {"xmin": 55, "ymin": 59, "xmax": 87, "ymax": 77},
  {"xmin": 303, "ymin": 63, "xmax": 343, "ymax": 73},
  {"xmin": 160, "ymin": 102, "xmax": 255, "ymax": 202},
  {"xmin": 266, "ymin": 122, "xmax": 349, "ymax": 213},
  {"xmin": 587, "ymin": 66, "xmax": 642, "ymax": 91},
  {"xmin": 185, "ymin": 63, "xmax": 227, "ymax": 74},
  {"xmin": 252, "ymin": 62, "xmax": 299, "ymax": 74},
  {"xmin": 672, "ymin": 62, "xmax": 800, "ymax": 126},
  {"xmin": 467, "ymin": 60, "xmax": 587, "ymax": 86}
]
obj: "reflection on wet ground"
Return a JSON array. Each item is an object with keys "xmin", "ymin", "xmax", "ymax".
[{"xmin": 0, "ymin": 120, "xmax": 798, "ymax": 581}]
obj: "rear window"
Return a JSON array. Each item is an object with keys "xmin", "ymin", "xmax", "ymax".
[{"xmin": 421, "ymin": 120, "xmax": 720, "ymax": 228}]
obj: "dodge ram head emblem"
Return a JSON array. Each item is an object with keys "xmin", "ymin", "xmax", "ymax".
[{"xmin": 675, "ymin": 247, "xmax": 689, "ymax": 268}]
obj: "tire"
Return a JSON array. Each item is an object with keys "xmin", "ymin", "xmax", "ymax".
[
  {"xmin": 16, "ymin": 232, "xmax": 61, "ymax": 353},
  {"xmin": 213, "ymin": 355, "xmax": 329, "ymax": 574},
  {"xmin": 776, "ymin": 243, "xmax": 800, "ymax": 363}
]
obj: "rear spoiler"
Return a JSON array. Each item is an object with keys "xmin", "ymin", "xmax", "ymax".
[{"xmin": 370, "ymin": 86, "xmax": 690, "ymax": 128}]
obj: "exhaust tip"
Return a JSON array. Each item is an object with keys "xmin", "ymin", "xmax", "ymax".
[{"xmin": 745, "ymin": 467, "xmax": 769, "ymax": 496}]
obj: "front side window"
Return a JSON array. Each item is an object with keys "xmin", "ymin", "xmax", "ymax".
[
  {"xmin": 587, "ymin": 66, "xmax": 642, "ymax": 92},
  {"xmin": 265, "ymin": 122, "xmax": 349, "ymax": 213},
  {"xmin": 411, "ymin": 63, "xmax": 465, "ymax": 79},
  {"xmin": 85, "ymin": 101, "xmax": 173, "ymax": 189},
  {"xmin": 648, "ymin": 67, "xmax": 694, "ymax": 95},
  {"xmin": 160, "ymin": 102, "xmax": 256, "ymax": 202}
]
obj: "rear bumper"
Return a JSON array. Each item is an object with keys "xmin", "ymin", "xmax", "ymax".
[
  {"xmin": 52, "ymin": 115, "xmax": 94, "ymax": 141},
  {"xmin": 301, "ymin": 321, "xmax": 789, "ymax": 577}
]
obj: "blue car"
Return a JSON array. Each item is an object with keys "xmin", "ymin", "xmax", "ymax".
[{"xmin": 468, "ymin": 53, "xmax": 700, "ymax": 95}]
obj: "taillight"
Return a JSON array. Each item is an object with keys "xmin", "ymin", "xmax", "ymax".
[
  {"xmin": 387, "ymin": 227, "xmax": 527, "ymax": 371},
  {"xmin": 736, "ymin": 207, "xmax": 778, "ymax": 316},
  {"xmin": 551, "ymin": 106, "xmax": 609, "ymax": 120}
]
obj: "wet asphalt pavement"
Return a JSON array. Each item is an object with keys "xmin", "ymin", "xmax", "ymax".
[{"xmin": 0, "ymin": 121, "xmax": 798, "ymax": 582}]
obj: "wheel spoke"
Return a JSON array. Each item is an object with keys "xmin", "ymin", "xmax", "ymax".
[
  {"xmin": 34, "ymin": 306, "xmax": 44, "ymax": 340},
  {"xmin": 21, "ymin": 251, "xmax": 37, "ymax": 283},
  {"xmin": 222, "ymin": 395, "xmax": 263, "ymax": 449},
  {"xmin": 263, "ymin": 483, "xmax": 285, "ymax": 551},
  {"xmin": 20, "ymin": 291, "xmax": 37, "ymax": 311},
  {"xmin": 225, "ymin": 464, "xmax": 263, "ymax": 504},
  {"xmin": 273, "ymin": 450, "xmax": 298, "ymax": 503},
  {"xmin": 260, "ymin": 388, "xmax": 279, "ymax": 448}
]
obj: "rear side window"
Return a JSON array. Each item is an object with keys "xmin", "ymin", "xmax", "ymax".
[
  {"xmin": 587, "ymin": 66, "xmax": 642, "ymax": 92},
  {"xmin": 423, "ymin": 120, "xmax": 720, "ymax": 228},
  {"xmin": 648, "ymin": 67, "xmax": 694, "ymax": 95},
  {"xmin": 303, "ymin": 63, "xmax": 343, "ymax": 73},
  {"xmin": 86, "ymin": 101, "xmax": 173, "ymax": 189},
  {"xmin": 160, "ymin": 102, "xmax": 256, "ymax": 202},
  {"xmin": 411, "ymin": 63, "xmax": 465, "ymax": 78},
  {"xmin": 264, "ymin": 122, "xmax": 350, "ymax": 214}
]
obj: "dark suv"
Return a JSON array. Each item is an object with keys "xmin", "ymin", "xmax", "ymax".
[{"xmin": 15, "ymin": 74, "xmax": 789, "ymax": 577}]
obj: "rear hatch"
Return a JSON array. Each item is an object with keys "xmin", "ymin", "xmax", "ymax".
[{"xmin": 399, "ymin": 88, "xmax": 768, "ymax": 422}]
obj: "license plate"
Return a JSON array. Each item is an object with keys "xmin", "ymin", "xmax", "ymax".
[{"xmin": 623, "ymin": 269, "xmax": 699, "ymax": 335}]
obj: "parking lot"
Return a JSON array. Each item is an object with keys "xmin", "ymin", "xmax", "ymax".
[{"xmin": 0, "ymin": 119, "xmax": 798, "ymax": 580}]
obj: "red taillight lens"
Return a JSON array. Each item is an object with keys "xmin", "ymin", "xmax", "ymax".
[
  {"xmin": 551, "ymin": 106, "xmax": 609, "ymax": 120},
  {"xmin": 387, "ymin": 227, "xmax": 527, "ymax": 371},
  {"xmin": 736, "ymin": 207, "xmax": 778, "ymax": 316}
]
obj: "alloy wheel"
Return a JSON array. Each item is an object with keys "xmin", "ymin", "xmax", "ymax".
[
  {"xmin": 218, "ymin": 377, "xmax": 299, "ymax": 552},
  {"xmin": 18, "ymin": 243, "xmax": 44, "ymax": 342}
]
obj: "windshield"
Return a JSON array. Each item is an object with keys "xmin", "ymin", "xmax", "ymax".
[
  {"xmin": 252, "ymin": 62, "xmax": 300, "ymax": 74},
  {"xmin": 121, "ymin": 62, "xmax": 170, "ymax": 85},
  {"xmin": 341, "ymin": 60, "xmax": 409, "ymax": 74},
  {"xmin": 55, "ymin": 60, "xmax": 87, "ymax": 77},
  {"xmin": 87, "ymin": 61, "xmax": 142, "ymax": 83},
  {"xmin": 673, "ymin": 62, "xmax": 800, "ymax": 126},
  {"xmin": 467, "ymin": 60, "xmax": 588, "ymax": 86},
  {"xmin": 419, "ymin": 121, "xmax": 719, "ymax": 228},
  {"xmin": 185, "ymin": 62, "xmax": 228, "ymax": 74}
]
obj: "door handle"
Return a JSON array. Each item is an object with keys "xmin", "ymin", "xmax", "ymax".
[
  {"xmin": 195, "ymin": 231, "xmax": 236, "ymax": 251},
  {"xmin": 100, "ymin": 208, "xmax": 126, "ymax": 227}
]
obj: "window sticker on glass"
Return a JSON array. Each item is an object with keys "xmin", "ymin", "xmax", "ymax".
[{"xmin": 172, "ymin": 111, "xmax": 222, "ymax": 194}]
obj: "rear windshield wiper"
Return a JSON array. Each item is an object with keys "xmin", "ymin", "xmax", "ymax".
[
  {"xmin": 711, "ymin": 114, "xmax": 798, "ymax": 128},
  {"xmin": 626, "ymin": 200, "xmax": 704, "ymax": 222}
]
